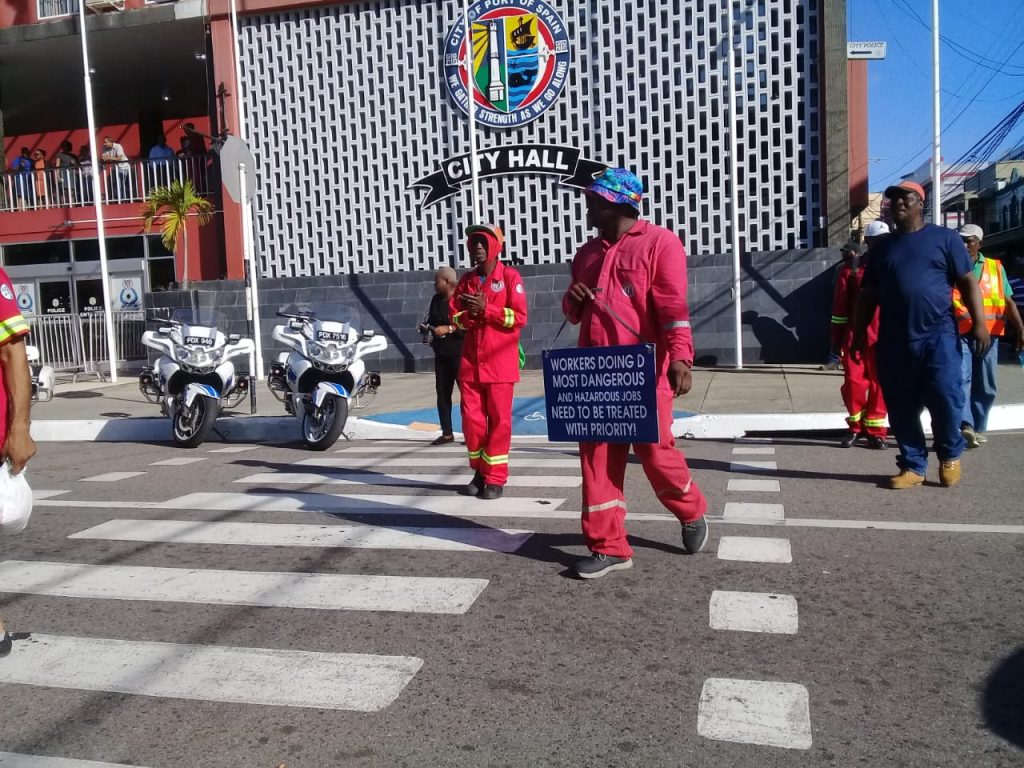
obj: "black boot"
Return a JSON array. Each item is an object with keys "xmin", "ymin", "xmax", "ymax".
[
  {"xmin": 479, "ymin": 484, "xmax": 503, "ymax": 501},
  {"xmin": 459, "ymin": 472, "xmax": 484, "ymax": 496}
]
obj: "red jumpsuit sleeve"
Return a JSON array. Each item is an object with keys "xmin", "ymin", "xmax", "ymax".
[
  {"xmin": 651, "ymin": 233, "xmax": 695, "ymax": 365},
  {"xmin": 0, "ymin": 269, "xmax": 30, "ymax": 346},
  {"xmin": 450, "ymin": 275, "xmax": 480, "ymax": 331},
  {"xmin": 561, "ymin": 254, "xmax": 583, "ymax": 325},
  {"xmin": 483, "ymin": 269, "xmax": 528, "ymax": 330},
  {"xmin": 830, "ymin": 265, "xmax": 851, "ymax": 350}
]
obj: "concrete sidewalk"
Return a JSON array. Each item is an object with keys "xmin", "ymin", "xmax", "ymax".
[{"xmin": 29, "ymin": 361, "xmax": 1024, "ymax": 441}]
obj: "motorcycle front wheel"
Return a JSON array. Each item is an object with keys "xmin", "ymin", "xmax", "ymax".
[
  {"xmin": 302, "ymin": 395, "xmax": 348, "ymax": 450},
  {"xmin": 172, "ymin": 397, "xmax": 220, "ymax": 448}
]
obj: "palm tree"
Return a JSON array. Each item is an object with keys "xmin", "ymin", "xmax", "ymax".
[{"xmin": 141, "ymin": 179, "xmax": 214, "ymax": 290}]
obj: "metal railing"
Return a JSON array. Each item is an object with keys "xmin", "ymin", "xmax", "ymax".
[
  {"xmin": 28, "ymin": 311, "xmax": 147, "ymax": 380},
  {"xmin": 2, "ymin": 155, "xmax": 216, "ymax": 213}
]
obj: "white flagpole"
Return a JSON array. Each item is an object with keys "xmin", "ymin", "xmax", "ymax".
[
  {"xmin": 79, "ymin": 1, "xmax": 119, "ymax": 383},
  {"xmin": 462, "ymin": 0, "xmax": 482, "ymax": 220},
  {"xmin": 930, "ymin": 0, "xmax": 942, "ymax": 224},
  {"xmin": 726, "ymin": 2, "xmax": 743, "ymax": 369}
]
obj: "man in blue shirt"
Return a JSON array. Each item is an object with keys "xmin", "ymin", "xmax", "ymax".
[{"xmin": 852, "ymin": 180, "xmax": 989, "ymax": 489}]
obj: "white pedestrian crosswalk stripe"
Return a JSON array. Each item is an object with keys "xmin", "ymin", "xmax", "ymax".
[
  {"xmin": 69, "ymin": 519, "xmax": 534, "ymax": 553},
  {"xmin": 237, "ymin": 471, "xmax": 582, "ymax": 488},
  {"xmin": 80, "ymin": 472, "xmax": 146, "ymax": 483},
  {"xmin": 298, "ymin": 456, "xmax": 580, "ymax": 469},
  {"xmin": 728, "ymin": 460, "xmax": 778, "ymax": 473},
  {"xmin": 731, "ymin": 446, "xmax": 776, "ymax": 455},
  {"xmin": 336, "ymin": 445, "xmax": 578, "ymax": 456},
  {"xmin": 717, "ymin": 536, "xmax": 793, "ymax": 563},
  {"xmin": 0, "ymin": 753, "xmax": 149, "ymax": 767},
  {"xmin": 32, "ymin": 490, "xmax": 70, "ymax": 500},
  {"xmin": 723, "ymin": 502, "xmax": 785, "ymax": 521},
  {"xmin": 0, "ymin": 561, "xmax": 488, "ymax": 615},
  {"xmin": 148, "ymin": 457, "xmax": 207, "ymax": 467},
  {"xmin": 727, "ymin": 479, "xmax": 781, "ymax": 492},
  {"xmin": 0, "ymin": 633, "xmax": 422, "ymax": 712},
  {"xmin": 709, "ymin": 590, "xmax": 799, "ymax": 634},
  {"xmin": 698, "ymin": 678, "xmax": 812, "ymax": 749},
  {"xmin": 162, "ymin": 491, "xmax": 569, "ymax": 518},
  {"xmin": 206, "ymin": 446, "xmax": 259, "ymax": 453}
]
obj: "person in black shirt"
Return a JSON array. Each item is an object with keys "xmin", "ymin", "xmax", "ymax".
[{"xmin": 423, "ymin": 266, "xmax": 463, "ymax": 445}]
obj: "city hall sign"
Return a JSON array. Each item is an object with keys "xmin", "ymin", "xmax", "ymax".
[{"xmin": 443, "ymin": 0, "xmax": 572, "ymax": 128}]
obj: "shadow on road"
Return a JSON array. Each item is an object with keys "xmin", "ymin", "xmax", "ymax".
[{"xmin": 983, "ymin": 647, "xmax": 1024, "ymax": 748}]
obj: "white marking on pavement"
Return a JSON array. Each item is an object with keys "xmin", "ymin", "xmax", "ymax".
[
  {"xmin": 723, "ymin": 502, "xmax": 785, "ymax": 521},
  {"xmin": 709, "ymin": 591, "xmax": 798, "ymax": 634},
  {"xmin": 69, "ymin": 519, "xmax": 533, "ymax": 553},
  {"xmin": 698, "ymin": 678, "xmax": 812, "ymax": 749},
  {"xmin": 0, "ymin": 561, "xmax": 487, "ymax": 615},
  {"xmin": 80, "ymin": 472, "xmax": 145, "ymax": 483},
  {"xmin": 728, "ymin": 461, "xmax": 778, "ymax": 473},
  {"xmin": 148, "ymin": 457, "xmax": 207, "ymax": 467},
  {"xmin": 727, "ymin": 479, "xmax": 781, "ymax": 492},
  {"xmin": 0, "ymin": 633, "xmax": 421, "ymax": 711},
  {"xmin": 162, "ymin": 491, "xmax": 568, "ymax": 517},
  {"xmin": 336, "ymin": 445, "xmax": 578, "ymax": 456},
  {"xmin": 717, "ymin": 536, "xmax": 793, "ymax": 563},
  {"xmin": 237, "ymin": 472, "xmax": 582, "ymax": 488},
  {"xmin": 31, "ymin": 490, "xmax": 69, "ymax": 500},
  {"xmin": 727, "ymin": 517, "xmax": 1024, "ymax": 534},
  {"xmin": 299, "ymin": 456, "xmax": 580, "ymax": 469},
  {"xmin": 207, "ymin": 446, "xmax": 259, "ymax": 453},
  {"xmin": 731, "ymin": 446, "xmax": 776, "ymax": 455},
  {"xmin": 0, "ymin": 753, "xmax": 149, "ymax": 767}
]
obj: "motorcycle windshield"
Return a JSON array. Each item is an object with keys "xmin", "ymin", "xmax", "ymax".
[
  {"xmin": 170, "ymin": 308, "xmax": 225, "ymax": 346},
  {"xmin": 278, "ymin": 303, "xmax": 364, "ymax": 334}
]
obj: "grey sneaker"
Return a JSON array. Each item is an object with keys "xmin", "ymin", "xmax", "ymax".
[
  {"xmin": 575, "ymin": 552, "xmax": 633, "ymax": 580},
  {"xmin": 976, "ymin": 432, "xmax": 988, "ymax": 444},
  {"xmin": 682, "ymin": 516, "xmax": 709, "ymax": 554},
  {"xmin": 962, "ymin": 424, "xmax": 980, "ymax": 449}
]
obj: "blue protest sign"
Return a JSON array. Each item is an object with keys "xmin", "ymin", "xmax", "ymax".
[{"xmin": 543, "ymin": 344, "xmax": 659, "ymax": 443}]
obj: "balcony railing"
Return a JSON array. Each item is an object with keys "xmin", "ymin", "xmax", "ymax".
[
  {"xmin": 1, "ymin": 155, "xmax": 216, "ymax": 214},
  {"xmin": 37, "ymin": 0, "xmax": 78, "ymax": 19}
]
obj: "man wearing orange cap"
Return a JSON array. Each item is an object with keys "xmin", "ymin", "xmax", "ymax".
[
  {"xmin": 563, "ymin": 167, "xmax": 708, "ymax": 579},
  {"xmin": 852, "ymin": 180, "xmax": 989, "ymax": 489},
  {"xmin": 450, "ymin": 223, "xmax": 528, "ymax": 500}
]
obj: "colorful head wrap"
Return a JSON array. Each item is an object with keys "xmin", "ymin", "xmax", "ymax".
[{"xmin": 585, "ymin": 167, "xmax": 643, "ymax": 210}]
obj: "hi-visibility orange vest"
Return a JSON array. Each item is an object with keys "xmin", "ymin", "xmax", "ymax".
[{"xmin": 952, "ymin": 256, "xmax": 1007, "ymax": 335}]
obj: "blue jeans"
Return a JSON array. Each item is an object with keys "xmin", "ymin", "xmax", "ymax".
[
  {"xmin": 959, "ymin": 337, "xmax": 998, "ymax": 432},
  {"xmin": 877, "ymin": 333, "xmax": 966, "ymax": 474}
]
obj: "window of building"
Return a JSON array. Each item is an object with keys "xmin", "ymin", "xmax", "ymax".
[{"xmin": 2, "ymin": 241, "xmax": 70, "ymax": 267}]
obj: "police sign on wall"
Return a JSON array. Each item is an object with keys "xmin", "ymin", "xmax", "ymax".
[{"xmin": 443, "ymin": 0, "xmax": 571, "ymax": 128}]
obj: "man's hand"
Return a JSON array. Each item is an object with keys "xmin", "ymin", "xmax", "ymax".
[
  {"xmin": 848, "ymin": 331, "xmax": 867, "ymax": 364},
  {"xmin": 668, "ymin": 360, "xmax": 693, "ymax": 397},
  {"xmin": 566, "ymin": 282, "xmax": 595, "ymax": 304},
  {"xmin": 3, "ymin": 425, "xmax": 36, "ymax": 475},
  {"xmin": 460, "ymin": 292, "xmax": 485, "ymax": 317},
  {"xmin": 1014, "ymin": 328, "xmax": 1024, "ymax": 355},
  {"xmin": 431, "ymin": 325, "xmax": 448, "ymax": 338},
  {"xmin": 971, "ymin": 324, "xmax": 992, "ymax": 357}
]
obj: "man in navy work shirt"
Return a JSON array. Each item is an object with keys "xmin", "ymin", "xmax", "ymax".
[{"xmin": 851, "ymin": 180, "xmax": 990, "ymax": 489}]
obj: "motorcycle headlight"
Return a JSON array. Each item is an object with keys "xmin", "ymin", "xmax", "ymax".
[{"xmin": 174, "ymin": 345, "xmax": 192, "ymax": 363}]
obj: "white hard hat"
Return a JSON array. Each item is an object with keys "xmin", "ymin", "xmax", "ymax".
[{"xmin": 864, "ymin": 221, "xmax": 890, "ymax": 238}]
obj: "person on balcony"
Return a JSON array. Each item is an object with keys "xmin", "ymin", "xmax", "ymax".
[
  {"xmin": 148, "ymin": 134, "xmax": 175, "ymax": 190},
  {"xmin": 31, "ymin": 149, "xmax": 47, "ymax": 206},
  {"xmin": 101, "ymin": 136, "xmax": 132, "ymax": 202},
  {"xmin": 9, "ymin": 148, "xmax": 33, "ymax": 209},
  {"xmin": 78, "ymin": 145, "xmax": 94, "ymax": 204},
  {"xmin": 53, "ymin": 141, "xmax": 78, "ymax": 206}
]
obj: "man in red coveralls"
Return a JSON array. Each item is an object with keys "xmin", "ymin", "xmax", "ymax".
[
  {"xmin": 450, "ymin": 223, "xmax": 528, "ymax": 501},
  {"xmin": 0, "ymin": 264, "xmax": 37, "ymax": 656},
  {"xmin": 830, "ymin": 222, "xmax": 889, "ymax": 449},
  {"xmin": 562, "ymin": 167, "xmax": 708, "ymax": 579}
]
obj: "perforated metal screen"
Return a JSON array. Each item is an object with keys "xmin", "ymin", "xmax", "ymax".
[{"xmin": 240, "ymin": 0, "xmax": 821, "ymax": 278}]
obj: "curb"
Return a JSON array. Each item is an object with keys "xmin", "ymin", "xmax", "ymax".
[{"xmin": 30, "ymin": 403, "xmax": 1024, "ymax": 443}]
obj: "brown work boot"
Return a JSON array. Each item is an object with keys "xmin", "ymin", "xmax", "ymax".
[
  {"xmin": 889, "ymin": 470, "xmax": 925, "ymax": 490},
  {"xmin": 939, "ymin": 460, "xmax": 961, "ymax": 487}
]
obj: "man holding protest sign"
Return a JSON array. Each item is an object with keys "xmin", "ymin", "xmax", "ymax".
[
  {"xmin": 562, "ymin": 167, "xmax": 708, "ymax": 579},
  {"xmin": 451, "ymin": 223, "xmax": 528, "ymax": 501}
]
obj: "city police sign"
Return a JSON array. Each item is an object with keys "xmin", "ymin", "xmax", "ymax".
[{"xmin": 443, "ymin": 0, "xmax": 572, "ymax": 128}]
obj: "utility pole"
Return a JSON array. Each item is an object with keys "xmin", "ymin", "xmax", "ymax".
[{"xmin": 931, "ymin": 0, "xmax": 942, "ymax": 224}]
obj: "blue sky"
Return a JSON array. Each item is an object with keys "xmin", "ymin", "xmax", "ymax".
[{"xmin": 849, "ymin": 0, "xmax": 1024, "ymax": 190}]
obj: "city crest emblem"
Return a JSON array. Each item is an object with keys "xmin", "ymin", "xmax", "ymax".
[{"xmin": 443, "ymin": 0, "xmax": 571, "ymax": 129}]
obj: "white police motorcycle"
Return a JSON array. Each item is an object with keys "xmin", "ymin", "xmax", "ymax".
[
  {"xmin": 267, "ymin": 304, "xmax": 386, "ymax": 450},
  {"xmin": 138, "ymin": 308, "xmax": 255, "ymax": 448},
  {"xmin": 26, "ymin": 344, "xmax": 54, "ymax": 402}
]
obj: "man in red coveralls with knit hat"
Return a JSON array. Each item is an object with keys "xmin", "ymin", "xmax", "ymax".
[
  {"xmin": 562, "ymin": 167, "xmax": 708, "ymax": 579},
  {"xmin": 450, "ymin": 223, "xmax": 528, "ymax": 501},
  {"xmin": 830, "ymin": 223, "xmax": 889, "ymax": 449}
]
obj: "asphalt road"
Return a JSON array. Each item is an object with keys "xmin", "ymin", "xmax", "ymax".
[{"xmin": 0, "ymin": 433, "xmax": 1021, "ymax": 767}]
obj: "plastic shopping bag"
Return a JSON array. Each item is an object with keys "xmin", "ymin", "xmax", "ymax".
[{"xmin": 0, "ymin": 462, "xmax": 32, "ymax": 534}]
